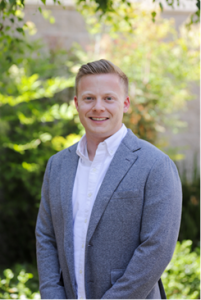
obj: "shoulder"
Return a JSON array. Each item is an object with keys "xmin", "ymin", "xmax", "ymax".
[
  {"xmin": 47, "ymin": 142, "xmax": 78, "ymax": 170},
  {"xmin": 124, "ymin": 129, "xmax": 166, "ymax": 157},
  {"xmin": 123, "ymin": 129, "xmax": 172, "ymax": 167},
  {"xmin": 139, "ymin": 138, "xmax": 166, "ymax": 160},
  {"xmin": 123, "ymin": 129, "xmax": 180, "ymax": 185}
]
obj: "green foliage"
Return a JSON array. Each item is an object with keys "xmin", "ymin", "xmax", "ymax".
[
  {"xmin": 0, "ymin": 38, "xmax": 83, "ymax": 265},
  {"xmin": 0, "ymin": 264, "xmax": 40, "ymax": 299},
  {"xmin": 76, "ymin": 0, "xmax": 200, "ymax": 27},
  {"xmin": 0, "ymin": 0, "xmax": 58, "ymax": 71},
  {"xmin": 0, "ymin": 241, "xmax": 199, "ymax": 299},
  {"xmin": 0, "ymin": 0, "xmax": 59, "ymax": 36},
  {"xmin": 162, "ymin": 240, "xmax": 200, "ymax": 299},
  {"xmin": 178, "ymin": 163, "xmax": 200, "ymax": 248},
  {"xmin": 0, "ymin": 0, "xmax": 199, "ymax": 47}
]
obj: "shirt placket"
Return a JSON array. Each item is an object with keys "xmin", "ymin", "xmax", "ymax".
[{"xmin": 77, "ymin": 158, "xmax": 99, "ymax": 299}]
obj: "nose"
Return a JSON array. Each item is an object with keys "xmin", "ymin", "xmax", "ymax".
[{"xmin": 92, "ymin": 98, "xmax": 105, "ymax": 112}]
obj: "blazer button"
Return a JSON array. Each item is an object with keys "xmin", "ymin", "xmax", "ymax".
[{"xmin": 88, "ymin": 243, "xmax": 93, "ymax": 247}]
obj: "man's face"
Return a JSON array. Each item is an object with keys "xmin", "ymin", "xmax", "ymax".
[{"xmin": 74, "ymin": 73, "xmax": 130, "ymax": 142}]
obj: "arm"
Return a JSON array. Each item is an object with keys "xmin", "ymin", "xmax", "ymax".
[
  {"xmin": 102, "ymin": 155, "xmax": 182, "ymax": 299},
  {"xmin": 35, "ymin": 156, "xmax": 67, "ymax": 299}
]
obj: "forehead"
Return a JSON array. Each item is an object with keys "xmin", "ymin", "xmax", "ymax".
[{"xmin": 77, "ymin": 73, "xmax": 124, "ymax": 95}]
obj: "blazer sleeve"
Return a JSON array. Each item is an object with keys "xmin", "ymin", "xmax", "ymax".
[
  {"xmin": 102, "ymin": 155, "xmax": 182, "ymax": 299},
  {"xmin": 35, "ymin": 156, "xmax": 67, "ymax": 299}
]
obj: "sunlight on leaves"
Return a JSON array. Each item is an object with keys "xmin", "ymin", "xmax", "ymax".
[
  {"xmin": 51, "ymin": 133, "xmax": 81, "ymax": 151},
  {"xmin": 41, "ymin": 9, "xmax": 55, "ymax": 24},
  {"xmin": 22, "ymin": 162, "xmax": 39, "ymax": 172}
]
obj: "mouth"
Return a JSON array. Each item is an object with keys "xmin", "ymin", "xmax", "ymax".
[{"xmin": 89, "ymin": 117, "xmax": 109, "ymax": 121}]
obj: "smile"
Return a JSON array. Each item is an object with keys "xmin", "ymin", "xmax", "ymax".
[{"xmin": 90, "ymin": 117, "xmax": 109, "ymax": 121}]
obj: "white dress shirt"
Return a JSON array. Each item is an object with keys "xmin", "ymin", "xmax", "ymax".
[{"xmin": 72, "ymin": 124, "xmax": 127, "ymax": 299}]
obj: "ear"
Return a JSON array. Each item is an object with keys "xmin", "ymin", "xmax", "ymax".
[
  {"xmin": 74, "ymin": 96, "xmax": 79, "ymax": 111},
  {"xmin": 123, "ymin": 96, "xmax": 130, "ymax": 113}
]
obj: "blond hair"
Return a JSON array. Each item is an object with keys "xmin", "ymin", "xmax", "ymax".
[{"xmin": 75, "ymin": 59, "xmax": 128, "ymax": 95}]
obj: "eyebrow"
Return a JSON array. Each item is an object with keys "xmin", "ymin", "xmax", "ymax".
[{"xmin": 81, "ymin": 91, "xmax": 118, "ymax": 97}]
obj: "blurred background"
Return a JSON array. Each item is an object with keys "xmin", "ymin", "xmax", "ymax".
[{"xmin": 0, "ymin": 0, "xmax": 200, "ymax": 298}]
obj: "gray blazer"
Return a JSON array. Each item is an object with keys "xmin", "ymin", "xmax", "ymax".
[{"xmin": 36, "ymin": 129, "xmax": 182, "ymax": 299}]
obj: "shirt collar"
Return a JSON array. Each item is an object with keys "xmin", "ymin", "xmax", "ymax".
[
  {"xmin": 76, "ymin": 134, "xmax": 89, "ymax": 161},
  {"xmin": 103, "ymin": 123, "xmax": 127, "ymax": 156},
  {"xmin": 76, "ymin": 124, "xmax": 127, "ymax": 161}
]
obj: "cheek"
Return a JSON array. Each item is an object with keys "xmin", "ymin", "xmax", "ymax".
[
  {"xmin": 110, "ymin": 103, "xmax": 124, "ymax": 114},
  {"xmin": 78, "ymin": 105, "xmax": 90, "ymax": 117}
]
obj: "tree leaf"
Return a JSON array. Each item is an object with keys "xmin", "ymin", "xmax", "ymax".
[
  {"xmin": 196, "ymin": 0, "xmax": 200, "ymax": 10},
  {"xmin": 159, "ymin": 2, "xmax": 163, "ymax": 12},
  {"xmin": 16, "ymin": 27, "xmax": 24, "ymax": 34}
]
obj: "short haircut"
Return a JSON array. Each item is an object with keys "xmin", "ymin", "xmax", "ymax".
[{"xmin": 75, "ymin": 59, "xmax": 129, "ymax": 95}]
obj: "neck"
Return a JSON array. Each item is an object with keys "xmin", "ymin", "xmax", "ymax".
[
  {"xmin": 86, "ymin": 137, "xmax": 105, "ymax": 161},
  {"xmin": 85, "ymin": 125, "xmax": 123, "ymax": 161}
]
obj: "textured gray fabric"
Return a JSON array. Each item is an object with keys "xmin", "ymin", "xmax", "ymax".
[{"xmin": 35, "ymin": 129, "xmax": 182, "ymax": 299}]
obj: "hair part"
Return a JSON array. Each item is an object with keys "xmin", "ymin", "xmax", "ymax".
[{"xmin": 75, "ymin": 59, "xmax": 128, "ymax": 95}]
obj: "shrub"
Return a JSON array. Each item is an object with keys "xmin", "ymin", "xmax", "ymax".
[
  {"xmin": 178, "ymin": 164, "xmax": 200, "ymax": 248},
  {"xmin": 0, "ymin": 241, "xmax": 199, "ymax": 299},
  {"xmin": 0, "ymin": 264, "xmax": 40, "ymax": 299},
  {"xmin": 162, "ymin": 240, "xmax": 200, "ymax": 299},
  {"xmin": 0, "ymin": 39, "xmax": 83, "ymax": 265}
]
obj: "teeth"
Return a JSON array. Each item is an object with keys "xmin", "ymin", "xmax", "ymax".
[{"xmin": 91, "ymin": 117, "xmax": 107, "ymax": 120}]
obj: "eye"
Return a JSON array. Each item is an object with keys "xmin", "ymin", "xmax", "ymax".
[
  {"xmin": 85, "ymin": 96, "xmax": 93, "ymax": 100},
  {"xmin": 106, "ymin": 96, "xmax": 112, "ymax": 101}
]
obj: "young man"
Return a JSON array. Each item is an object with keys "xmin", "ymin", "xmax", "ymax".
[{"xmin": 36, "ymin": 59, "xmax": 182, "ymax": 299}]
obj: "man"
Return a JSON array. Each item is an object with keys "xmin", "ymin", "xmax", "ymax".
[{"xmin": 36, "ymin": 59, "xmax": 182, "ymax": 299}]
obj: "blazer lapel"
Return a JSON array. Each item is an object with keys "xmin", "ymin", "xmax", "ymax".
[
  {"xmin": 86, "ymin": 129, "xmax": 141, "ymax": 245},
  {"xmin": 60, "ymin": 144, "xmax": 79, "ymax": 298}
]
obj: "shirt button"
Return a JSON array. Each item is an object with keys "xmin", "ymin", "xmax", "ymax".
[
  {"xmin": 79, "ymin": 270, "xmax": 82, "ymax": 274},
  {"xmin": 85, "ymin": 219, "xmax": 87, "ymax": 223},
  {"xmin": 88, "ymin": 192, "xmax": 92, "ymax": 197},
  {"xmin": 82, "ymin": 244, "xmax": 84, "ymax": 248},
  {"xmin": 110, "ymin": 150, "xmax": 114, "ymax": 154},
  {"xmin": 92, "ymin": 168, "xmax": 96, "ymax": 172}
]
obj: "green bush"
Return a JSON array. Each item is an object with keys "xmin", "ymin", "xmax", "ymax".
[
  {"xmin": 178, "ymin": 165, "xmax": 200, "ymax": 248},
  {"xmin": 0, "ymin": 264, "xmax": 40, "ymax": 299},
  {"xmin": 0, "ymin": 40, "xmax": 83, "ymax": 265},
  {"xmin": 0, "ymin": 241, "xmax": 199, "ymax": 299},
  {"xmin": 162, "ymin": 240, "xmax": 200, "ymax": 299}
]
